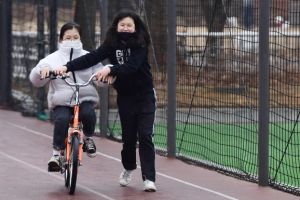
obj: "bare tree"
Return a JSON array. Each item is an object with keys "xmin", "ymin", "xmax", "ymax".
[
  {"xmin": 144, "ymin": 0, "xmax": 167, "ymax": 76},
  {"xmin": 107, "ymin": 0, "xmax": 143, "ymax": 26},
  {"xmin": 74, "ymin": 0, "xmax": 96, "ymax": 52},
  {"xmin": 201, "ymin": 0, "xmax": 232, "ymax": 67}
]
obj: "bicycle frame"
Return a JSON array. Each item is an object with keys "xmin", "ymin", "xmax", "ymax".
[
  {"xmin": 62, "ymin": 73, "xmax": 97, "ymax": 167},
  {"xmin": 65, "ymin": 88, "xmax": 83, "ymax": 167}
]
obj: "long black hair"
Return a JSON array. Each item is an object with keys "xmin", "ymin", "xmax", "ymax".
[
  {"xmin": 102, "ymin": 10, "xmax": 150, "ymax": 49},
  {"xmin": 59, "ymin": 22, "xmax": 82, "ymax": 41}
]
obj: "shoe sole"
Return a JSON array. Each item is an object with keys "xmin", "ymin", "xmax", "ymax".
[
  {"xmin": 48, "ymin": 162, "xmax": 60, "ymax": 172},
  {"xmin": 119, "ymin": 182, "xmax": 130, "ymax": 186},
  {"xmin": 144, "ymin": 188, "xmax": 156, "ymax": 192},
  {"xmin": 86, "ymin": 152, "xmax": 97, "ymax": 158}
]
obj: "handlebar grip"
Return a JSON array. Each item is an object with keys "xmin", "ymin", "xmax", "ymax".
[
  {"xmin": 41, "ymin": 71, "xmax": 56, "ymax": 80},
  {"xmin": 42, "ymin": 71, "xmax": 69, "ymax": 80},
  {"xmin": 49, "ymin": 71, "xmax": 58, "ymax": 80}
]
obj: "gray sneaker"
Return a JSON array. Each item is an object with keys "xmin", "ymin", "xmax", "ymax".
[
  {"xmin": 48, "ymin": 155, "xmax": 60, "ymax": 172},
  {"xmin": 83, "ymin": 138, "xmax": 97, "ymax": 158},
  {"xmin": 119, "ymin": 169, "xmax": 132, "ymax": 186}
]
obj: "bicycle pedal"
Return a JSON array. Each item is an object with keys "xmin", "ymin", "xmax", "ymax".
[
  {"xmin": 60, "ymin": 168, "xmax": 66, "ymax": 174},
  {"xmin": 82, "ymin": 145, "xmax": 86, "ymax": 152}
]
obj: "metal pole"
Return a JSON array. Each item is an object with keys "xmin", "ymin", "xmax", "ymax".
[
  {"xmin": 99, "ymin": 0, "xmax": 109, "ymax": 137},
  {"xmin": 48, "ymin": 0, "xmax": 57, "ymax": 123},
  {"xmin": 37, "ymin": 0, "xmax": 48, "ymax": 120},
  {"xmin": 258, "ymin": 0, "xmax": 270, "ymax": 186},
  {"xmin": 49, "ymin": 0, "xmax": 57, "ymax": 54},
  {"xmin": 0, "ymin": 0, "xmax": 12, "ymax": 107},
  {"xmin": 167, "ymin": 0, "xmax": 176, "ymax": 158}
]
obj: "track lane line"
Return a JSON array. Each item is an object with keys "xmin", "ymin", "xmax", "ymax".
[
  {"xmin": 0, "ymin": 151, "xmax": 115, "ymax": 200},
  {"xmin": 5, "ymin": 121, "xmax": 238, "ymax": 200}
]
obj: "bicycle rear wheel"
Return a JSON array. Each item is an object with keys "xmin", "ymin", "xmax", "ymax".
[{"xmin": 67, "ymin": 135, "xmax": 79, "ymax": 194}]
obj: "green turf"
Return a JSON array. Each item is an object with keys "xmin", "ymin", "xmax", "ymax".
[{"xmin": 103, "ymin": 122, "xmax": 300, "ymax": 187}]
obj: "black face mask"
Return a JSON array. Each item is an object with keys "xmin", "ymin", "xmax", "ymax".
[{"xmin": 117, "ymin": 32, "xmax": 135, "ymax": 42}]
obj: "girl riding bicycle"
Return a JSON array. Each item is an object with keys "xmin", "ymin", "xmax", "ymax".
[{"xmin": 29, "ymin": 22, "xmax": 111, "ymax": 171}]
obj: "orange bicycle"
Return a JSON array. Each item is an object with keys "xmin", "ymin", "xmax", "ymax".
[{"xmin": 46, "ymin": 72, "xmax": 98, "ymax": 194}]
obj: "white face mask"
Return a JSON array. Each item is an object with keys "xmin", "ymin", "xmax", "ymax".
[{"xmin": 61, "ymin": 40, "xmax": 82, "ymax": 48}]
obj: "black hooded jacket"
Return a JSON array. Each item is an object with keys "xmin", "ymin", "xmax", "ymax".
[{"xmin": 65, "ymin": 41, "xmax": 154, "ymax": 95}]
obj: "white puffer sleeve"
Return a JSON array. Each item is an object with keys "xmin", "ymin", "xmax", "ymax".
[{"xmin": 29, "ymin": 58, "xmax": 52, "ymax": 87}]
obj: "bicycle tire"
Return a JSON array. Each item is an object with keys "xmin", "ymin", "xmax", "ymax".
[
  {"xmin": 68, "ymin": 135, "xmax": 79, "ymax": 195},
  {"xmin": 64, "ymin": 149, "xmax": 69, "ymax": 187}
]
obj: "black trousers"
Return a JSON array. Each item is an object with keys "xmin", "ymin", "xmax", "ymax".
[
  {"xmin": 117, "ymin": 88, "xmax": 156, "ymax": 182},
  {"xmin": 52, "ymin": 101, "xmax": 96, "ymax": 150}
]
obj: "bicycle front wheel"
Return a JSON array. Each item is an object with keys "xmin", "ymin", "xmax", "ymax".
[
  {"xmin": 68, "ymin": 135, "xmax": 79, "ymax": 195},
  {"xmin": 64, "ymin": 149, "xmax": 69, "ymax": 187}
]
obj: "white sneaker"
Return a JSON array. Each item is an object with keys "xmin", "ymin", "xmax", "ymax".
[
  {"xmin": 143, "ymin": 179, "xmax": 156, "ymax": 192},
  {"xmin": 48, "ymin": 155, "xmax": 60, "ymax": 172},
  {"xmin": 119, "ymin": 169, "xmax": 132, "ymax": 186}
]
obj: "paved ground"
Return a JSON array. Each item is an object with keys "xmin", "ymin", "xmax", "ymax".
[{"xmin": 0, "ymin": 108, "xmax": 298, "ymax": 200}]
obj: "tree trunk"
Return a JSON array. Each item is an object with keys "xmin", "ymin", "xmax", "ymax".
[
  {"xmin": 74, "ymin": 0, "xmax": 96, "ymax": 52},
  {"xmin": 144, "ymin": 0, "xmax": 167, "ymax": 77},
  {"xmin": 107, "ymin": 0, "xmax": 143, "ymax": 26},
  {"xmin": 201, "ymin": 0, "xmax": 232, "ymax": 67}
]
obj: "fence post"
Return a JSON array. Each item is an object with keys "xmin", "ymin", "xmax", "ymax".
[
  {"xmin": 0, "ymin": 0, "xmax": 12, "ymax": 107},
  {"xmin": 49, "ymin": 0, "xmax": 57, "ymax": 123},
  {"xmin": 258, "ymin": 0, "xmax": 270, "ymax": 186},
  {"xmin": 99, "ymin": 0, "xmax": 109, "ymax": 137},
  {"xmin": 167, "ymin": 0, "xmax": 176, "ymax": 158},
  {"xmin": 37, "ymin": 0, "xmax": 48, "ymax": 120}
]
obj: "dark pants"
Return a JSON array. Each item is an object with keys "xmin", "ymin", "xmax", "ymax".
[
  {"xmin": 117, "ymin": 88, "xmax": 156, "ymax": 182},
  {"xmin": 52, "ymin": 101, "xmax": 96, "ymax": 150}
]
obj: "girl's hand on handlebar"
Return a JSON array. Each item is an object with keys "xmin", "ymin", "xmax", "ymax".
[
  {"xmin": 54, "ymin": 66, "xmax": 68, "ymax": 75},
  {"xmin": 40, "ymin": 67, "xmax": 50, "ymax": 79},
  {"xmin": 96, "ymin": 66, "xmax": 111, "ymax": 83}
]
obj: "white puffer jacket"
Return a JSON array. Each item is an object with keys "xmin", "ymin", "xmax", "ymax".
[{"xmin": 29, "ymin": 42, "xmax": 108, "ymax": 110}]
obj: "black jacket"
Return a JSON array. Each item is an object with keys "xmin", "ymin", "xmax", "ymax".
[{"xmin": 65, "ymin": 42, "xmax": 154, "ymax": 95}]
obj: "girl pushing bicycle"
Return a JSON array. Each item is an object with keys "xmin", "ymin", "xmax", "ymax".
[
  {"xmin": 29, "ymin": 22, "xmax": 112, "ymax": 171},
  {"xmin": 55, "ymin": 11, "xmax": 157, "ymax": 192}
]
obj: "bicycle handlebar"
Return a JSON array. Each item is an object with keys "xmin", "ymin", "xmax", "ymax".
[{"xmin": 45, "ymin": 71, "xmax": 103, "ymax": 87}]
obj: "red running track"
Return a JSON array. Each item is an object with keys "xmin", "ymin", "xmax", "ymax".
[{"xmin": 0, "ymin": 109, "xmax": 298, "ymax": 200}]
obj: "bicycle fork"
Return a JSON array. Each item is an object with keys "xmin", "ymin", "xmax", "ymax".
[{"xmin": 66, "ymin": 130, "xmax": 83, "ymax": 166}]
